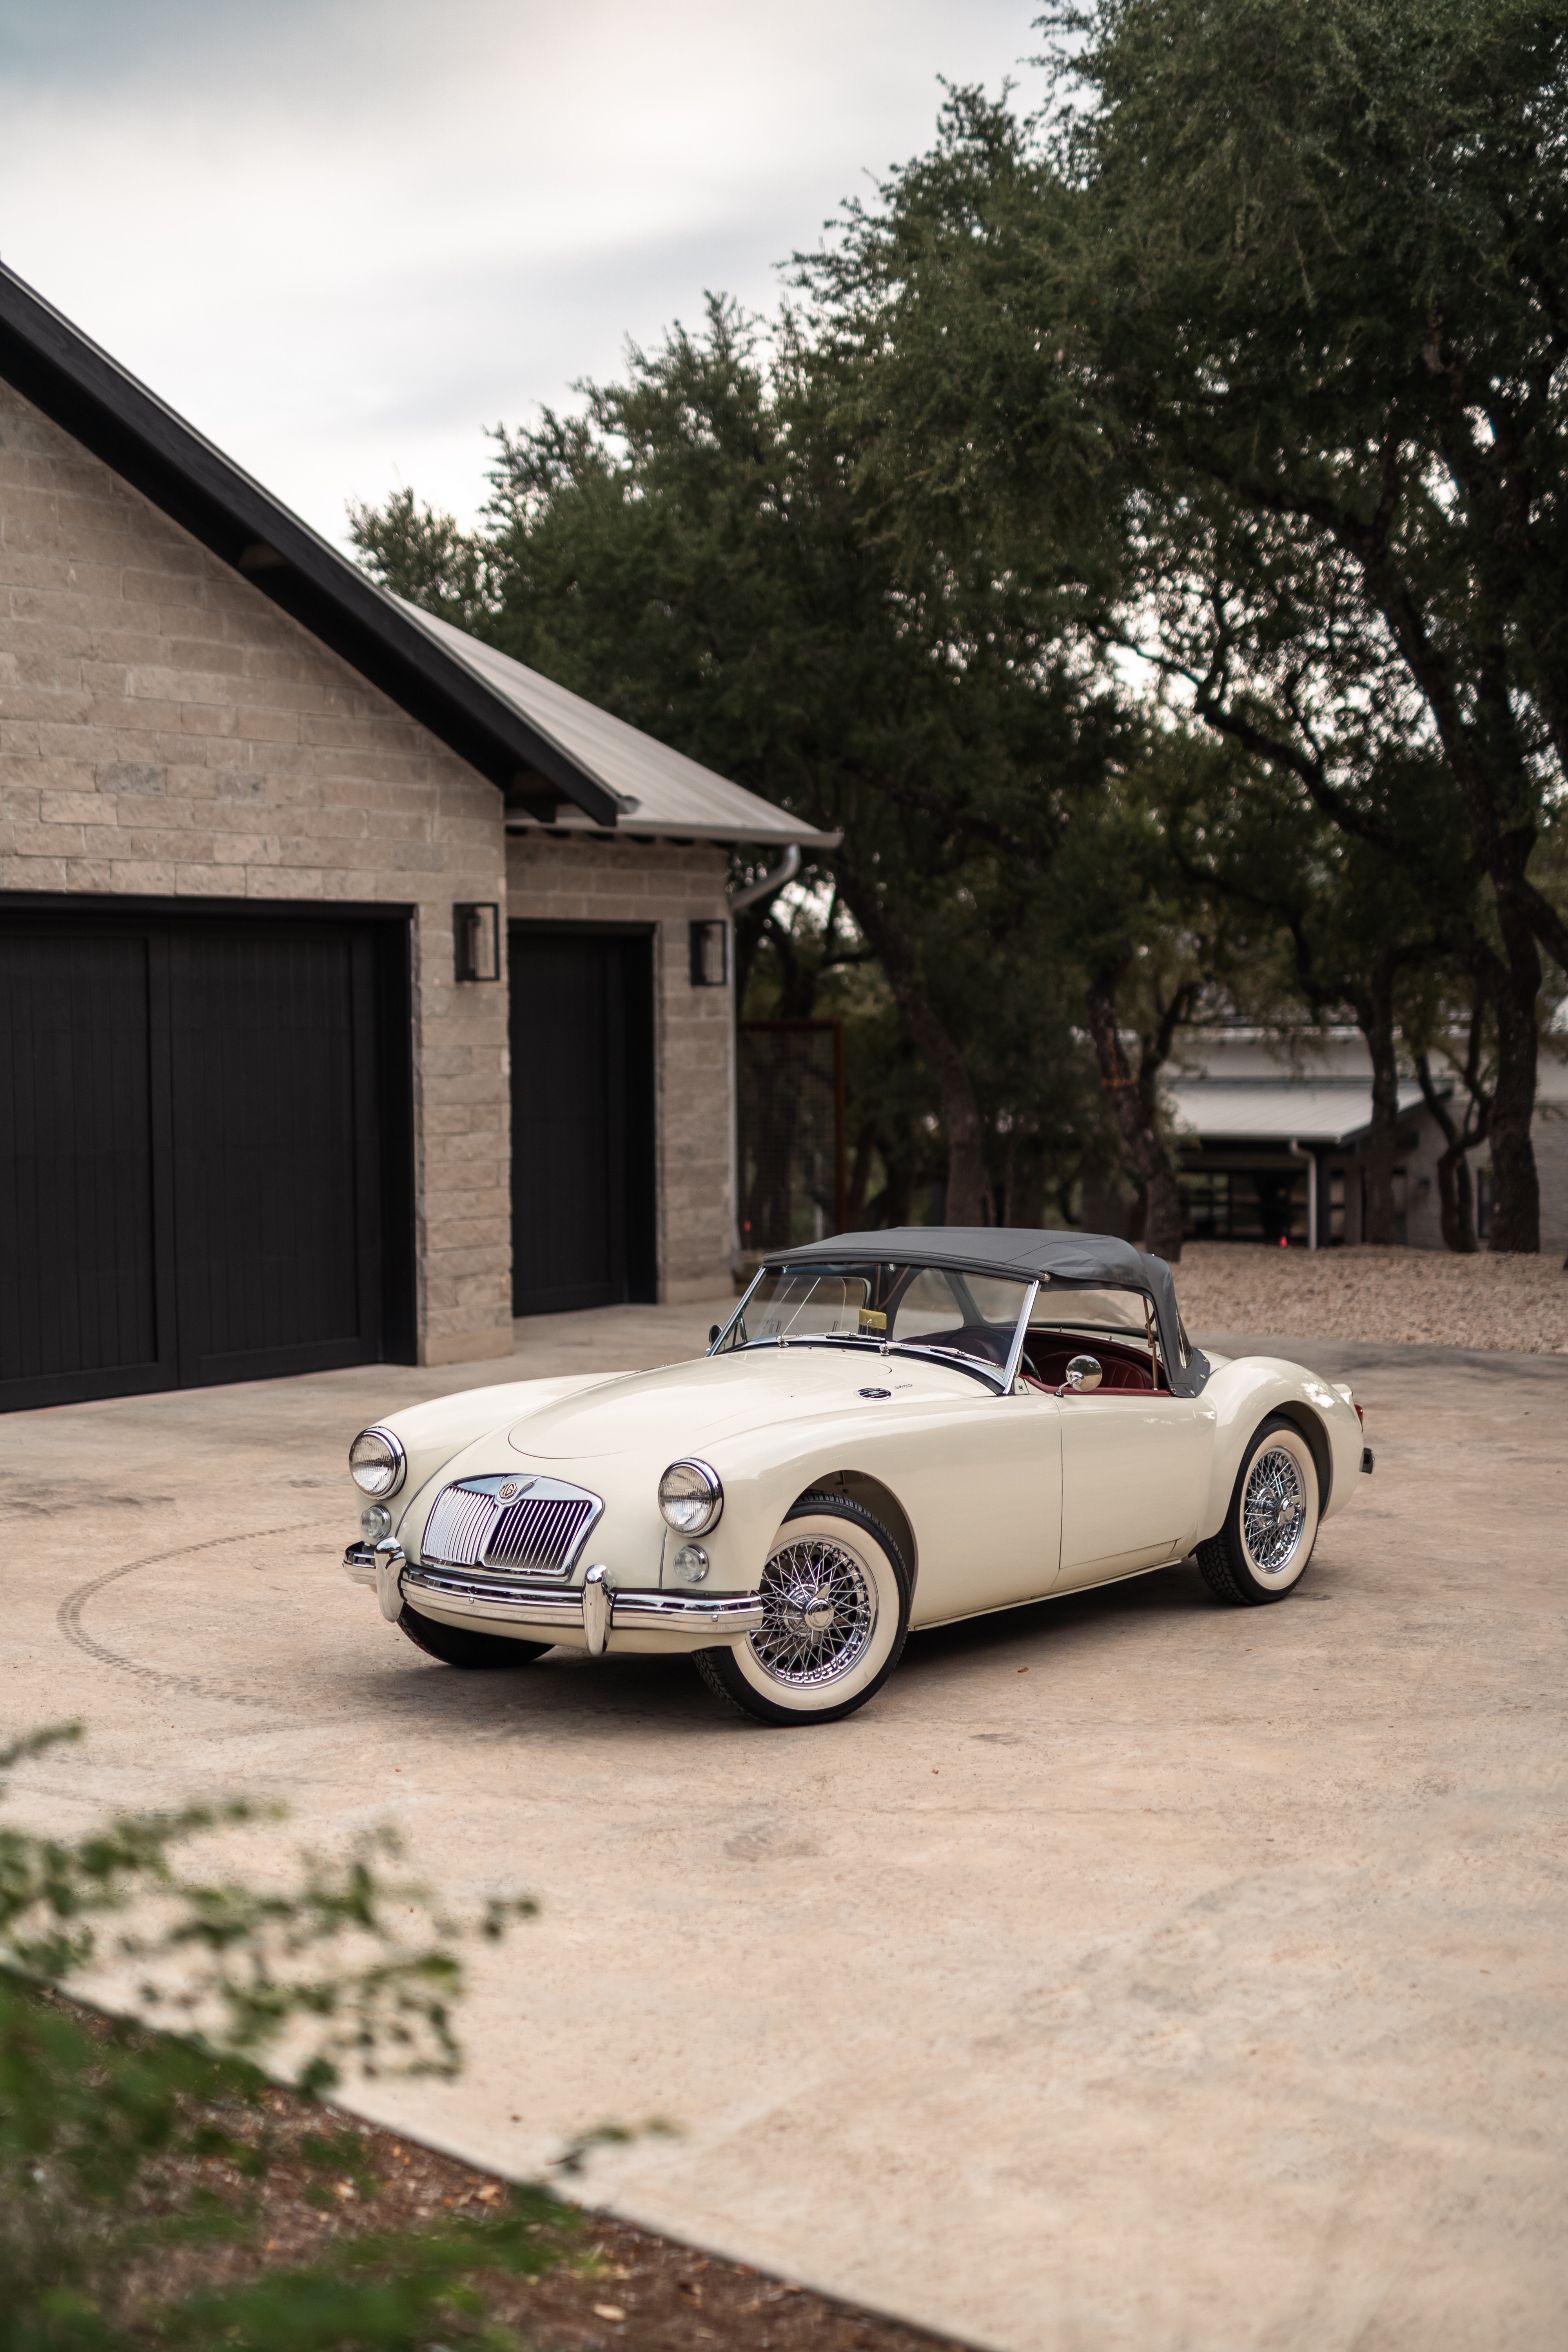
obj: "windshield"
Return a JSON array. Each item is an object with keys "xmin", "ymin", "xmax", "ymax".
[{"xmin": 713, "ymin": 1262, "xmax": 1032, "ymax": 1380}]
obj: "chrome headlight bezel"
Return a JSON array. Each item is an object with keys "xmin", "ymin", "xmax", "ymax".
[
  {"xmin": 349, "ymin": 1426, "xmax": 406, "ymax": 1499},
  {"xmin": 658, "ymin": 1457, "xmax": 723, "ymax": 1536}
]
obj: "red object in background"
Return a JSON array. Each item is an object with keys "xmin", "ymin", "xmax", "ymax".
[{"xmin": 1279, "ymin": 1235, "xmax": 1289, "ymax": 1248}]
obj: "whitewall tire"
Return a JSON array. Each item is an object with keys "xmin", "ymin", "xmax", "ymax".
[
  {"xmin": 694, "ymin": 1493, "xmax": 910, "ymax": 1726},
  {"xmin": 1196, "ymin": 1414, "xmax": 1320, "ymax": 1606}
]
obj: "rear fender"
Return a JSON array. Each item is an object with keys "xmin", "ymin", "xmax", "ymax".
[{"xmin": 1197, "ymin": 1359, "xmax": 1359, "ymax": 1539}]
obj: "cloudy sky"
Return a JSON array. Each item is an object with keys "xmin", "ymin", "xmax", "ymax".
[{"xmin": 0, "ymin": 0, "xmax": 1039, "ymax": 545}]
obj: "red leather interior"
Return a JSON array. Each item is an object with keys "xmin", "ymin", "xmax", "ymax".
[
  {"xmin": 1021, "ymin": 1338, "xmax": 1156, "ymax": 1393},
  {"xmin": 915, "ymin": 1325, "xmax": 1160, "ymax": 1392}
]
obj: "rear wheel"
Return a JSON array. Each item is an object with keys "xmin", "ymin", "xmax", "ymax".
[
  {"xmin": 1196, "ymin": 1415, "xmax": 1319, "ymax": 1606},
  {"xmin": 694, "ymin": 1494, "xmax": 909, "ymax": 1727},
  {"xmin": 398, "ymin": 1602, "xmax": 551, "ymax": 1670}
]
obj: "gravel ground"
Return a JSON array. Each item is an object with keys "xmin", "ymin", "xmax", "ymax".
[{"xmin": 1171, "ymin": 1240, "xmax": 1568, "ymax": 1353}]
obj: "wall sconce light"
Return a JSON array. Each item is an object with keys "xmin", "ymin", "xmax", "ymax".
[
  {"xmin": 454, "ymin": 902, "xmax": 501, "ymax": 982},
  {"xmin": 689, "ymin": 918, "xmax": 729, "ymax": 987}
]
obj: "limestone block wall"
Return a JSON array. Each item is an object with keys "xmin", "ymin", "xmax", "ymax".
[
  {"xmin": 0, "ymin": 379, "xmax": 513, "ymax": 1366},
  {"xmin": 506, "ymin": 830, "xmax": 734, "ymax": 1301}
]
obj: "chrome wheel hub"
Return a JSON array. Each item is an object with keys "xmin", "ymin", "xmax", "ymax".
[
  {"xmin": 1243, "ymin": 1446, "xmax": 1307, "ymax": 1575},
  {"xmin": 752, "ymin": 1536, "xmax": 876, "ymax": 1687},
  {"xmin": 780, "ymin": 1584, "xmax": 837, "ymax": 1635}
]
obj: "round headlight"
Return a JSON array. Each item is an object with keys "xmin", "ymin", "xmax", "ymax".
[
  {"xmin": 349, "ymin": 1426, "xmax": 405, "ymax": 1498},
  {"xmin": 658, "ymin": 1458, "xmax": 723, "ymax": 1535}
]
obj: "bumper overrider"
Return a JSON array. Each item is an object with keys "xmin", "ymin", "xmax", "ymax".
[{"xmin": 344, "ymin": 1541, "xmax": 764, "ymax": 1656}]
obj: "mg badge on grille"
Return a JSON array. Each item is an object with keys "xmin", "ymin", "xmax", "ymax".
[{"xmin": 497, "ymin": 1478, "xmax": 533, "ymax": 1501}]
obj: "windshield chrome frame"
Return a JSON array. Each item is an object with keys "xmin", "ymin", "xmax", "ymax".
[
  {"xmin": 707, "ymin": 1264, "xmax": 768, "ymax": 1355},
  {"xmin": 1000, "ymin": 1281, "xmax": 1040, "ymax": 1392}
]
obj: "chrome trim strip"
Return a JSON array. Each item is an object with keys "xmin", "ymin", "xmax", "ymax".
[
  {"xmin": 408, "ymin": 1568, "xmax": 586, "ymax": 1626},
  {"xmin": 343, "ymin": 1541, "xmax": 376, "ymax": 1588},
  {"xmin": 582, "ymin": 1563, "xmax": 611, "ymax": 1656},
  {"xmin": 400, "ymin": 1564, "xmax": 765, "ymax": 1642},
  {"xmin": 610, "ymin": 1588, "xmax": 765, "ymax": 1634},
  {"xmin": 374, "ymin": 1536, "xmax": 406, "ymax": 1622}
]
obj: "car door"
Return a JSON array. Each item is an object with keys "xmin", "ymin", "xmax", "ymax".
[
  {"xmin": 898, "ymin": 1388, "xmax": 1064, "ymax": 1627},
  {"xmin": 1057, "ymin": 1393, "xmax": 1214, "ymax": 1587}
]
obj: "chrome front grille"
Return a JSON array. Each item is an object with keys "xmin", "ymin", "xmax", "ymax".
[
  {"xmin": 488, "ymin": 1493, "xmax": 594, "ymax": 1568},
  {"xmin": 423, "ymin": 1485, "xmax": 496, "ymax": 1569},
  {"xmin": 419, "ymin": 1474, "xmax": 601, "ymax": 1578}
]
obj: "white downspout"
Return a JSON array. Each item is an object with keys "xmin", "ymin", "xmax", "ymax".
[{"xmin": 727, "ymin": 842, "xmax": 802, "ymax": 914}]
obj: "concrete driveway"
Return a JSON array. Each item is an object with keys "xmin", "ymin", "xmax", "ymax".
[{"xmin": 3, "ymin": 1306, "xmax": 1565, "ymax": 2351}]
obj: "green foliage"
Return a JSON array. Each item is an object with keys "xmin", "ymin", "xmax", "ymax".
[
  {"xmin": 350, "ymin": 10, "xmax": 1568, "ymax": 1248},
  {"xmin": 351, "ymin": 298, "xmax": 1149, "ymax": 1227},
  {"xmin": 810, "ymin": 2, "xmax": 1568, "ymax": 1244},
  {"xmin": 0, "ymin": 1727, "xmax": 573, "ymax": 2351}
]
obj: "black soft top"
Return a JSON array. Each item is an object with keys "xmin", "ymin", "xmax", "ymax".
[{"xmin": 772, "ymin": 1225, "xmax": 1209, "ymax": 1397}]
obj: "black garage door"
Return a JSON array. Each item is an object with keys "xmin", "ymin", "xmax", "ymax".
[
  {"xmin": 0, "ymin": 904, "xmax": 413, "ymax": 1412},
  {"xmin": 510, "ymin": 924, "xmax": 656, "ymax": 1316}
]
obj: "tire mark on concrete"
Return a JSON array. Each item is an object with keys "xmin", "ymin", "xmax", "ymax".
[{"xmin": 56, "ymin": 1521, "xmax": 337, "ymax": 1710}]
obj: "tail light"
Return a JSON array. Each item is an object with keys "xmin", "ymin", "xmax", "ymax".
[{"xmin": 1352, "ymin": 1399, "xmax": 1365, "ymax": 1428}]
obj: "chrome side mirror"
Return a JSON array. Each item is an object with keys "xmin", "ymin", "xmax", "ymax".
[{"xmin": 1061, "ymin": 1354, "xmax": 1103, "ymax": 1396}]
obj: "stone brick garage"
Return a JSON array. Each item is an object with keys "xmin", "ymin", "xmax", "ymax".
[{"xmin": 0, "ymin": 263, "xmax": 828, "ymax": 1411}]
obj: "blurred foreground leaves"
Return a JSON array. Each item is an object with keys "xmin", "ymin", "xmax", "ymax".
[{"xmin": 0, "ymin": 1725, "xmax": 576, "ymax": 2351}]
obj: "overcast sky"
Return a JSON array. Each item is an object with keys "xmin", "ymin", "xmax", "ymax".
[{"xmin": 0, "ymin": 0, "xmax": 1040, "ymax": 545}]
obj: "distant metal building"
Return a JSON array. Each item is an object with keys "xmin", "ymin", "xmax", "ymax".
[{"xmin": 1165, "ymin": 1028, "xmax": 1568, "ymax": 1251}]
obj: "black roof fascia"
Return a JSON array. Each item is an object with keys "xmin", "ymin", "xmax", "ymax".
[{"xmin": 0, "ymin": 263, "xmax": 619, "ymax": 828}]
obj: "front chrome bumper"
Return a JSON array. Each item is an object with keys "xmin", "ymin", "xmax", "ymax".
[{"xmin": 343, "ymin": 1543, "xmax": 764, "ymax": 1654}]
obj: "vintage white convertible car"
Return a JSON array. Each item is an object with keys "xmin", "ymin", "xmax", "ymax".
[{"xmin": 344, "ymin": 1229, "xmax": 1372, "ymax": 1726}]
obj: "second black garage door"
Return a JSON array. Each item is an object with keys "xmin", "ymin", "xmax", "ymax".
[
  {"xmin": 0, "ymin": 903, "xmax": 413, "ymax": 1413},
  {"xmin": 509, "ymin": 924, "xmax": 656, "ymax": 1316}
]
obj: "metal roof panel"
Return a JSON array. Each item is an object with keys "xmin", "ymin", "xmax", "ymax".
[{"xmin": 401, "ymin": 604, "xmax": 837, "ymax": 848}]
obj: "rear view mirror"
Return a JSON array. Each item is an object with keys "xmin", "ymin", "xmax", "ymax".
[
  {"xmin": 1062, "ymin": 1354, "xmax": 1103, "ymax": 1395},
  {"xmin": 708, "ymin": 1324, "xmax": 722, "ymax": 1346}
]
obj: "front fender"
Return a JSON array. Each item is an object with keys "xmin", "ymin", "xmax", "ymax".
[{"xmin": 1196, "ymin": 1357, "xmax": 1363, "ymax": 1540}]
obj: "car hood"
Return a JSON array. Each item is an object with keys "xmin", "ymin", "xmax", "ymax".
[{"xmin": 506, "ymin": 1346, "xmax": 985, "ymax": 1460}]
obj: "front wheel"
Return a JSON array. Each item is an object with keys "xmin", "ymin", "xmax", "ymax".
[
  {"xmin": 1196, "ymin": 1414, "xmax": 1320, "ymax": 1606},
  {"xmin": 398, "ymin": 1602, "xmax": 551, "ymax": 1670},
  {"xmin": 694, "ymin": 1494, "xmax": 910, "ymax": 1726}
]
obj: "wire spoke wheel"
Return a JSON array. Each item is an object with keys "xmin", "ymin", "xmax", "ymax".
[
  {"xmin": 1196, "ymin": 1416, "xmax": 1321, "ymax": 1608},
  {"xmin": 695, "ymin": 1498, "xmax": 908, "ymax": 1724},
  {"xmin": 1241, "ymin": 1445, "xmax": 1308, "ymax": 1575},
  {"xmin": 751, "ymin": 1535, "xmax": 877, "ymax": 1688}
]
